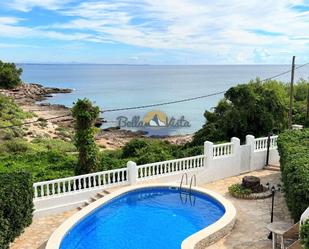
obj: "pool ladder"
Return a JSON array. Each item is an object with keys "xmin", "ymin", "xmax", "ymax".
[{"xmin": 179, "ymin": 173, "xmax": 197, "ymax": 206}]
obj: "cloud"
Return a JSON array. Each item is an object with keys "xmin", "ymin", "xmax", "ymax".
[
  {"xmin": 0, "ymin": 0, "xmax": 309, "ymax": 63},
  {"xmin": 4, "ymin": 0, "xmax": 73, "ymax": 12}
]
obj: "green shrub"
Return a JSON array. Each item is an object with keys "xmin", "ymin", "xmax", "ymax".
[
  {"xmin": 0, "ymin": 172, "xmax": 33, "ymax": 249},
  {"xmin": 228, "ymin": 183, "xmax": 252, "ymax": 198},
  {"xmin": 31, "ymin": 138, "xmax": 76, "ymax": 153},
  {"xmin": 0, "ymin": 139, "xmax": 30, "ymax": 154},
  {"xmin": 277, "ymin": 129, "xmax": 309, "ymax": 221},
  {"xmin": 0, "ymin": 61, "xmax": 23, "ymax": 89},
  {"xmin": 122, "ymin": 139, "xmax": 149, "ymax": 158},
  {"xmin": 300, "ymin": 219, "xmax": 309, "ymax": 249}
]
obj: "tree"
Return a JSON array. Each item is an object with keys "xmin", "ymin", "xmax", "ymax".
[
  {"xmin": 0, "ymin": 60, "xmax": 23, "ymax": 89},
  {"xmin": 72, "ymin": 99, "xmax": 100, "ymax": 175},
  {"xmin": 191, "ymin": 79, "xmax": 288, "ymax": 145}
]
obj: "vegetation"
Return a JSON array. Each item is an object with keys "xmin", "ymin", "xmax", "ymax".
[
  {"xmin": 72, "ymin": 99, "xmax": 100, "ymax": 175},
  {"xmin": 192, "ymin": 79, "xmax": 309, "ymax": 145},
  {"xmin": 0, "ymin": 60, "xmax": 23, "ymax": 89},
  {"xmin": 228, "ymin": 183, "xmax": 252, "ymax": 198},
  {"xmin": 0, "ymin": 138, "xmax": 77, "ymax": 182},
  {"xmin": 300, "ymin": 219, "xmax": 309, "ymax": 249},
  {"xmin": 0, "ymin": 172, "xmax": 33, "ymax": 249},
  {"xmin": 277, "ymin": 129, "xmax": 309, "ymax": 221},
  {"xmin": 0, "ymin": 94, "xmax": 32, "ymax": 140}
]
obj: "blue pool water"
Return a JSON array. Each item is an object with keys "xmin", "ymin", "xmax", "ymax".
[{"xmin": 60, "ymin": 187, "xmax": 225, "ymax": 249}]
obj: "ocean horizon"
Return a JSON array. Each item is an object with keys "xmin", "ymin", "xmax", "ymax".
[{"xmin": 19, "ymin": 64, "xmax": 309, "ymax": 136}]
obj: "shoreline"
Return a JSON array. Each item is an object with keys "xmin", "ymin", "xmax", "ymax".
[{"xmin": 1, "ymin": 83, "xmax": 193, "ymax": 149}]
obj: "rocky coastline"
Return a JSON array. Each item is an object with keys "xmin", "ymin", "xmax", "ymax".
[{"xmin": 0, "ymin": 83, "xmax": 193, "ymax": 149}]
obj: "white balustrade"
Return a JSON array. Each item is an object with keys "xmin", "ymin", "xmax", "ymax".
[
  {"xmin": 254, "ymin": 135, "xmax": 278, "ymax": 151},
  {"xmin": 137, "ymin": 155, "xmax": 205, "ymax": 181},
  {"xmin": 213, "ymin": 142, "xmax": 233, "ymax": 158},
  {"xmin": 33, "ymin": 167, "xmax": 128, "ymax": 200},
  {"xmin": 33, "ymin": 135, "xmax": 279, "ymax": 202}
]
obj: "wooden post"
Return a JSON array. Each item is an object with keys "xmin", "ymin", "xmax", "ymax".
[{"xmin": 288, "ymin": 56, "xmax": 295, "ymax": 129}]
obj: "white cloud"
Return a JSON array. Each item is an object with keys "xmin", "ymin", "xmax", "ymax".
[
  {"xmin": 1, "ymin": 0, "xmax": 309, "ymax": 63},
  {"xmin": 5, "ymin": 0, "xmax": 73, "ymax": 12}
]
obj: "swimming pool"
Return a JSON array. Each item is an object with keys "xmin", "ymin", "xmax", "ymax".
[{"xmin": 47, "ymin": 184, "xmax": 236, "ymax": 249}]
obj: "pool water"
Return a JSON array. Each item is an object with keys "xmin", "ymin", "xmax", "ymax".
[{"xmin": 60, "ymin": 187, "xmax": 225, "ymax": 249}]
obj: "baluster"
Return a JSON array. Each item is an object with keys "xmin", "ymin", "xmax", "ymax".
[
  {"xmin": 102, "ymin": 173, "xmax": 106, "ymax": 185},
  {"xmin": 150, "ymin": 166, "xmax": 153, "ymax": 176},
  {"xmin": 46, "ymin": 184, "xmax": 49, "ymax": 196},
  {"xmin": 34, "ymin": 186, "xmax": 38, "ymax": 198},
  {"xmin": 98, "ymin": 174, "xmax": 101, "ymax": 186}
]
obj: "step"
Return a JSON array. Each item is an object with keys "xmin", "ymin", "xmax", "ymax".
[
  {"xmin": 77, "ymin": 190, "xmax": 110, "ymax": 211},
  {"xmin": 264, "ymin": 165, "xmax": 280, "ymax": 171}
]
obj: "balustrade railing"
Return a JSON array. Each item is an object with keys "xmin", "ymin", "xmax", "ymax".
[
  {"xmin": 137, "ymin": 155, "xmax": 205, "ymax": 181},
  {"xmin": 33, "ymin": 167, "xmax": 128, "ymax": 199},
  {"xmin": 213, "ymin": 142, "xmax": 233, "ymax": 158},
  {"xmin": 254, "ymin": 135, "xmax": 278, "ymax": 151}
]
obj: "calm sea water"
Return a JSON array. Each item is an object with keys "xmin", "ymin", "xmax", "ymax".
[{"xmin": 19, "ymin": 64, "xmax": 309, "ymax": 135}]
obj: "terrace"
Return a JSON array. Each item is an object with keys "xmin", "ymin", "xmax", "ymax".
[{"xmin": 10, "ymin": 134, "xmax": 294, "ymax": 249}]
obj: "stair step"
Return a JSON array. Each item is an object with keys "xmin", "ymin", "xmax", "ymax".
[
  {"xmin": 264, "ymin": 165, "xmax": 280, "ymax": 171},
  {"xmin": 77, "ymin": 190, "xmax": 111, "ymax": 211},
  {"xmin": 96, "ymin": 192, "xmax": 105, "ymax": 198}
]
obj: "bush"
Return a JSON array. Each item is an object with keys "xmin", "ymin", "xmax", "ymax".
[
  {"xmin": 277, "ymin": 129, "xmax": 309, "ymax": 221},
  {"xmin": 122, "ymin": 139, "xmax": 148, "ymax": 158},
  {"xmin": 0, "ymin": 172, "xmax": 33, "ymax": 249},
  {"xmin": 0, "ymin": 139, "xmax": 30, "ymax": 154},
  {"xmin": 0, "ymin": 94, "xmax": 32, "ymax": 140},
  {"xmin": 192, "ymin": 79, "xmax": 288, "ymax": 145},
  {"xmin": 300, "ymin": 219, "xmax": 309, "ymax": 249},
  {"xmin": 228, "ymin": 183, "xmax": 252, "ymax": 198},
  {"xmin": 0, "ymin": 61, "xmax": 23, "ymax": 89}
]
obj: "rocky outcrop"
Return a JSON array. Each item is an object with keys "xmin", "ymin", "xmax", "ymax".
[{"xmin": 0, "ymin": 83, "xmax": 72, "ymax": 104}]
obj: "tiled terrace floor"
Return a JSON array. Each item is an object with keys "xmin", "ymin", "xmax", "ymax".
[{"xmin": 10, "ymin": 170, "xmax": 292, "ymax": 249}]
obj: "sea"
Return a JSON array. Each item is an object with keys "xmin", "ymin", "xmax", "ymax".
[{"xmin": 18, "ymin": 64, "xmax": 309, "ymax": 136}]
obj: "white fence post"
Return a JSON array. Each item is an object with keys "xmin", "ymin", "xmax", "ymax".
[
  {"xmin": 231, "ymin": 137, "xmax": 241, "ymax": 173},
  {"xmin": 127, "ymin": 161, "xmax": 137, "ymax": 185},
  {"xmin": 246, "ymin": 135, "xmax": 255, "ymax": 170},
  {"xmin": 204, "ymin": 141, "xmax": 213, "ymax": 168}
]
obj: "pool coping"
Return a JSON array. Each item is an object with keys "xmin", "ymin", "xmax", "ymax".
[{"xmin": 45, "ymin": 183, "xmax": 236, "ymax": 249}]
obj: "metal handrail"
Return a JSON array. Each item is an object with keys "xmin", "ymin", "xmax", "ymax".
[
  {"xmin": 189, "ymin": 174, "xmax": 197, "ymax": 194},
  {"xmin": 180, "ymin": 173, "xmax": 188, "ymax": 191}
]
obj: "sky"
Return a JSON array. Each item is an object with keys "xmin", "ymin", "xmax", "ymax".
[{"xmin": 0, "ymin": 0, "xmax": 308, "ymax": 64}]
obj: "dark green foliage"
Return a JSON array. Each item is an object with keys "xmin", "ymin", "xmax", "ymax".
[
  {"xmin": 0, "ymin": 94, "xmax": 32, "ymax": 140},
  {"xmin": 122, "ymin": 139, "xmax": 148, "ymax": 158},
  {"xmin": 300, "ymin": 219, "xmax": 309, "ymax": 249},
  {"xmin": 0, "ymin": 172, "xmax": 33, "ymax": 249},
  {"xmin": 0, "ymin": 61, "xmax": 23, "ymax": 89},
  {"xmin": 72, "ymin": 99, "xmax": 100, "ymax": 175},
  {"xmin": 277, "ymin": 129, "xmax": 309, "ymax": 221},
  {"xmin": 192, "ymin": 79, "xmax": 288, "ymax": 145}
]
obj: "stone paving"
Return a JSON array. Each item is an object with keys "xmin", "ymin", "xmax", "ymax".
[
  {"xmin": 203, "ymin": 170, "xmax": 292, "ymax": 249},
  {"xmin": 10, "ymin": 170, "xmax": 292, "ymax": 249}
]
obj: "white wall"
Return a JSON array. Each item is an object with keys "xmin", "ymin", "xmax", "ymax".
[{"xmin": 33, "ymin": 134, "xmax": 280, "ymax": 217}]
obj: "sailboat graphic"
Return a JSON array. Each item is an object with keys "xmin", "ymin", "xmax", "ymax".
[
  {"xmin": 144, "ymin": 111, "xmax": 167, "ymax": 127},
  {"xmin": 149, "ymin": 114, "xmax": 166, "ymax": 126}
]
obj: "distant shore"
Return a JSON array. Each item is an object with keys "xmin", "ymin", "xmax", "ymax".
[{"xmin": 0, "ymin": 83, "xmax": 193, "ymax": 149}]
